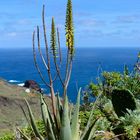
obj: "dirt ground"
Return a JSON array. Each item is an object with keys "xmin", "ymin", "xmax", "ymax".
[{"xmin": 0, "ymin": 79, "xmax": 51, "ymax": 136}]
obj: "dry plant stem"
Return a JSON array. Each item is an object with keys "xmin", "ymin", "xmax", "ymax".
[
  {"xmin": 63, "ymin": 50, "xmax": 73, "ymax": 97},
  {"xmin": 53, "ymin": 28, "xmax": 64, "ymax": 86},
  {"xmin": 65, "ymin": 58, "xmax": 73, "ymax": 88},
  {"xmin": 33, "ymin": 31, "xmax": 50, "ymax": 88},
  {"xmin": 42, "ymin": 5, "xmax": 56, "ymax": 116},
  {"xmin": 54, "ymin": 57, "xmax": 64, "ymax": 87},
  {"xmin": 42, "ymin": 6, "xmax": 50, "ymax": 70},
  {"xmin": 37, "ymin": 26, "xmax": 58, "ymax": 85},
  {"xmin": 63, "ymin": 50, "xmax": 70, "ymax": 97},
  {"xmin": 33, "ymin": 33, "xmax": 56, "ymax": 118},
  {"xmin": 109, "ymin": 133, "xmax": 126, "ymax": 140},
  {"xmin": 52, "ymin": 72, "xmax": 59, "ymax": 83},
  {"xmin": 37, "ymin": 26, "xmax": 49, "ymax": 71},
  {"xmin": 65, "ymin": 50, "xmax": 70, "ymax": 82}
]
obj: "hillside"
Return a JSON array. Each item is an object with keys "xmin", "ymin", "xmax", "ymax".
[{"xmin": 0, "ymin": 79, "xmax": 51, "ymax": 136}]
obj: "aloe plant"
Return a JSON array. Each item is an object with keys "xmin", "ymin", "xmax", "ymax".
[
  {"xmin": 17, "ymin": 0, "xmax": 101, "ymax": 139},
  {"xmin": 18, "ymin": 89, "xmax": 101, "ymax": 140},
  {"xmin": 32, "ymin": 0, "xmax": 75, "ymax": 118}
]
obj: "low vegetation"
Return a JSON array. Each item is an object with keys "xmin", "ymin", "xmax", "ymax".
[
  {"xmin": 1, "ymin": 59, "xmax": 140, "ymax": 139},
  {"xmin": 80, "ymin": 58, "xmax": 140, "ymax": 139}
]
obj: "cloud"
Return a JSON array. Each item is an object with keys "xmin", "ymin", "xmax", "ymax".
[
  {"xmin": 113, "ymin": 14, "xmax": 140, "ymax": 24},
  {"xmin": 7, "ymin": 32, "xmax": 17, "ymax": 37},
  {"xmin": 17, "ymin": 19, "xmax": 32, "ymax": 25},
  {"xmin": 79, "ymin": 19, "xmax": 105, "ymax": 27},
  {"xmin": 73, "ymin": 11, "xmax": 106, "ymax": 29},
  {"xmin": 0, "ymin": 17, "xmax": 39, "ymax": 35}
]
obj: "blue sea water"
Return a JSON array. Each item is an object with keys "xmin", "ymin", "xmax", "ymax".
[{"xmin": 0, "ymin": 47, "xmax": 139, "ymax": 102}]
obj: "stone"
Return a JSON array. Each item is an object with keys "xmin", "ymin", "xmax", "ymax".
[{"xmin": 24, "ymin": 80, "xmax": 41, "ymax": 93}]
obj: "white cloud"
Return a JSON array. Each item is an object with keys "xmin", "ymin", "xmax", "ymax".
[
  {"xmin": 7, "ymin": 32, "xmax": 17, "ymax": 37},
  {"xmin": 113, "ymin": 14, "xmax": 140, "ymax": 24}
]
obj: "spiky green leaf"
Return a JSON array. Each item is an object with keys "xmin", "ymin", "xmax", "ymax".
[
  {"xmin": 17, "ymin": 128, "xmax": 30, "ymax": 140},
  {"xmin": 71, "ymin": 88, "xmax": 81, "ymax": 140},
  {"xmin": 81, "ymin": 119, "xmax": 98, "ymax": 140},
  {"xmin": 55, "ymin": 93, "xmax": 63, "ymax": 129},
  {"xmin": 24, "ymin": 99, "xmax": 44, "ymax": 140},
  {"xmin": 40, "ymin": 94, "xmax": 56, "ymax": 140},
  {"xmin": 60, "ymin": 95, "xmax": 71, "ymax": 140}
]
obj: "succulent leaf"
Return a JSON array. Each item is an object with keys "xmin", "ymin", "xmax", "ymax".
[
  {"xmin": 25, "ymin": 99, "xmax": 44, "ymax": 140},
  {"xmin": 17, "ymin": 128, "xmax": 30, "ymax": 140},
  {"xmin": 81, "ymin": 118, "xmax": 98, "ymax": 140},
  {"xmin": 55, "ymin": 93, "xmax": 63, "ymax": 129},
  {"xmin": 60, "ymin": 95, "xmax": 72, "ymax": 140},
  {"xmin": 71, "ymin": 88, "xmax": 81, "ymax": 140},
  {"xmin": 40, "ymin": 94, "xmax": 56, "ymax": 140}
]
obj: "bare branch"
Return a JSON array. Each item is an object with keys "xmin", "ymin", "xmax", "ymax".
[
  {"xmin": 64, "ymin": 50, "xmax": 70, "ymax": 85},
  {"xmin": 33, "ymin": 31, "xmax": 50, "ymax": 88},
  {"xmin": 63, "ymin": 50, "xmax": 71, "ymax": 97},
  {"xmin": 65, "ymin": 59, "xmax": 73, "ymax": 88},
  {"xmin": 52, "ymin": 72, "xmax": 58, "ymax": 83},
  {"xmin": 42, "ymin": 5, "xmax": 51, "ymax": 69},
  {"xmin": 109, "ymin": 133, "xmax": 126, "ymax": 140},
  {"xmin": 37, "ymin": 26, "xmax": 49, "ymax": 70},
  {"xmin": 63, "ymin": 58, "xmax": 73, "ymax": 97},
  {"xmin": 42, "ymin": 5, "xmax": 56, "ymax": 116},
  {"xmin": 53, "ymin": 59, "xmax": 64, "ymax": 86},
  {"xmin": 49, "ymin": 27, "xmax": 64, "ymax": 86}
]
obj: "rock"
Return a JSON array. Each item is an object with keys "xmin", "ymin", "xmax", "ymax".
[
  {"xmin": 24, "ymin": 80, "xmax": 41, "ymax": 93},
  {"xmin": 25, "ymin": 88, "xmax": 30, "ymax": 93}
]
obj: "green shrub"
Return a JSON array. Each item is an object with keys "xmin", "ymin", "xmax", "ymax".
[
  {"xmin": 120, "ymin": 109, "xmax": 140, "ymax": 139},
  {"xmin": 0, "ymin": 133, "xmax": 14, "ymax": 140},
  {"xmin": 102, "ymin": 72, "xmax": 122, "ymax": 87},
  {"xmin": 22, "ymin": 120, "xmax": 46, "ymax": 138},
  {"xmin": 111, "ymin": 89, "xmax": 136, "ymax": 117}
]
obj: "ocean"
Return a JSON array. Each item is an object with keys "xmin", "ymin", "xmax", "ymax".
[{"xmin": 0, "ymin": 47, "xmax": 139, "ymax": 102}]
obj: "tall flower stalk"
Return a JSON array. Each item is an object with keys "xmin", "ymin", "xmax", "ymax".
[
  {"xmin": 65, "ymin": 0, "xmax": 74, "ymax": 55},
  {"xmin": 32, "ymin": 0, "xmax": 75, "ymax": 117},
  {"xmin": 51, "ymin": 17, "xmax": 57, "ymax": 59},
  {"xmin": 63, "ymin": 0, "xmax": 74, "ymax": 96}
]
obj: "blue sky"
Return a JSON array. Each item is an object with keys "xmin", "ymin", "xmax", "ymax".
[{"xmin": 0, "ymin": 0, "xmax": 140, "ymax": 48}]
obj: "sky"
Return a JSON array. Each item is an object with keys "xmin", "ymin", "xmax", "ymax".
[{"xmin": 0, "ymin": 0, "xmax": 140, "ymax": 48}]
